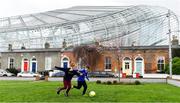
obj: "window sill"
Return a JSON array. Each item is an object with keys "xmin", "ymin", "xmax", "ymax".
[{"xmin": 104, "ymin": 69, "xmax": 112, "ymax": 72}]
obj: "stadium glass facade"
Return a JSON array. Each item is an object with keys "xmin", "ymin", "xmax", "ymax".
[{"xmin": 0, "ymin": 5, "xmax": 179, "ymax": 51}]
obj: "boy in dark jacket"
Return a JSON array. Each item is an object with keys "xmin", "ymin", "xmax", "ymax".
[{"xmin": 55, "ymin": 63, "xmax": 80, "ymax": 96}]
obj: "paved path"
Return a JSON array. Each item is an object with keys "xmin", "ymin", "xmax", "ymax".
[{"xmin": 0, "ymin": 77, "xmax": 167, "ymax": 83}]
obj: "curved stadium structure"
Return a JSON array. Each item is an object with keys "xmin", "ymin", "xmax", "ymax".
[{"xmin": 0, "ymin": 5, "xmax": 179, "ymax": 51}]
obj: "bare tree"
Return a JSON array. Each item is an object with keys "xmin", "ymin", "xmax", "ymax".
[{"xmin": 73, "ymin": 45, "xmax": 101, "ymax": 71}]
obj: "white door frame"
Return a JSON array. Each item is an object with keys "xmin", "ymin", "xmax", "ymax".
[
  {"xmin": 134, "ymin": 56, "xmax": 144, "ymax": 76},
  {"xmin": 61, "ymin": 56, "xmax": 70, "ymax": 68},
  {"xmin": 21, "ymin": 58, "xmax": 29, "ymax": 72},
  {"xmin": 122, "ymin": 57, "xmax": 132, "ymax": 75},
  {"xmin": 30, "ymin": 57, "xmax": 37, "ymax": 73}
]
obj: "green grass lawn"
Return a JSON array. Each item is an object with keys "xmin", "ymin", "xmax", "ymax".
[{"xmin": 0, "ymin": 80, "xmax": 180, "ymax": 102}]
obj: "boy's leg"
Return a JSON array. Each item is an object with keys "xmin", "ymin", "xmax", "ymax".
[
  {"xmin": 82, "ymin": 81, "xmax": 87, "ymax": 95},
  {"xmin": 65, "ymin": 81, "xmax": 71, "ymax": 96},
  {"xmin": 73, "ymin": 81, "xmax": 83, "ymax": 89},
  {"xmin": 57, "ymin": 81, "xmax": 67, "ymax": 94}
]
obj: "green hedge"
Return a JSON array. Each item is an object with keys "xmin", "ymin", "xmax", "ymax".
[
  {"xmin": 6, "ymin": 68, "xmax": 20, "ymax": 75},
  {"xmin": 165, "ymin": 57, "xmax": 180, "ymax": 75}
]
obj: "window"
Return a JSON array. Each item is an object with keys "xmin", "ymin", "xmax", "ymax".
[
  {"xmin": 125, "ymin": 62, "xmax": 130, "ymax": 69},
  {"xmin": 157, "ymin": 57, "xmax": 165, "ymax": 72},
  {"xmin": 124, "ymin": 57, "xmax": 130, "ymax": 69},
  {"xmin": 63, "ymin": 57, "xmax": 68, "ymax": 61},
  {"xmin": 45, "ymin": 57, "xmax": 52, "ymax": 70},
  {"xmin": 104, "ymin": 57, "xmax": 111, "ymax": 70},
  {"xmin": 32, "ymin": 58, "xmax": 36, "ymax": 61},
  {"xmin": 8, "ymin": 57, "xmax": 15, "ymax": 69}
]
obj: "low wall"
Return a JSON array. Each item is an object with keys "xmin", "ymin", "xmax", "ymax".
[
  {"xmin": 167, "ymin": 79, "xmax": 180, "ymax": 87},
  {"xmin": 119, "ymin": 78, "xmax": 166, "ymax": 83}
]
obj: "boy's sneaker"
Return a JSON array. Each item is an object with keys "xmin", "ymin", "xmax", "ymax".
[
  {"xmin": 56, "ymin": 88, "xmax": 61, "ymax": 95},
  {"xmin": 57, "ymin": 90, "xmax": 60, "ymax": 95},
  {"xmin": 64, "ymin": 93, "xmax": 69, "ymax": 97},
  {"xmin": 82, "ymin": 93, "xmax": 87, "ymax": 96}
]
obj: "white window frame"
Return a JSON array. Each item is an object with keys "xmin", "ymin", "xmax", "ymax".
[
  {"xmin": 104, "ymin": 57, "xmax": 112, "ymax": 71},
  {"xmin": 157, "ymin": 56, "xmax": 165, "ymax": 72},
  {"xmin": 45, "ymin": 56, "xmax": 52, "ymax": 70},
  {"xmin": 8, "ymin": 57, "xmax": 15, "ymax": 69}
]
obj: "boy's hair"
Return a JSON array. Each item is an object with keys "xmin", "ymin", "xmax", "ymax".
[
  {"xmin": 70, "ymin": 62, "xmax": 76, "ymax": 67},
  {"xmin": 86, "ymin": 65, "xmax": 90, "ymax": 70}
]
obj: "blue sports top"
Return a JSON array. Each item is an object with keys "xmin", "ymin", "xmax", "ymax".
[{"xmin": 77, "ymin": 68, "xmax": 89, "ymax": 81}]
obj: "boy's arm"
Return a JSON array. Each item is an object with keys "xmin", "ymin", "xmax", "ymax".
[
  {"xmin": 85, "ymin": 71, "xmax": 89, "ymax": 81},
  {"xmin": 54, "ymin": 66, "xmax": 66, "ymax": 72},
  {"xmin": 74, "ymin": 70, "xmax": 81, "ymax": 76}
]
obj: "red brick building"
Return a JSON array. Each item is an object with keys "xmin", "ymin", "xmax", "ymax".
[
  {"xmin": 60, "ymin": 46, "xmax": 172, "ymax": 76},
  {"xmin": 1, "ymin": 45, "xmax": 179, "ymax": 77}
]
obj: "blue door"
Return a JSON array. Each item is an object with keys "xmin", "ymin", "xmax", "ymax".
[
  {"xmin": 136, "ymin": 62, "xmax": 142, "ymax": 75},
  {"xmin": 32, "ymin": 62, "xmax": 36, "ymax": 73},
  {"xmin": 63, "ymin": 62, "xmax": 68, "ymax": 69}
]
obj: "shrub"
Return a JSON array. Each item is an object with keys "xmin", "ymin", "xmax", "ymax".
[
  {"xmin": 6, "ymin": 68, "xmax": 20, "ymax": 75},
  {"xmin": 107, "ymin": 81, "xmax": 112, "ymax": 85},
  {"xmin": 102, "ymin": 82, "xmax": 106, "ymax": 84},
  {"xmin": 165, "ymin": 57, "xmax": 180, "ymax": 75},
  {"xmin": 96, "ymin": 80, "xmax": 101, "ymax": 84},
  {"xmin": 118, "ymin": 82, "xmax": 123, "ymax": 85},
  {"xmin": 135, "ymin": 80, "xmax": 141, "ymax": 85},
  {"xmin": 113, "ymin": 80, "xmax": 118, "ymax": 84}
]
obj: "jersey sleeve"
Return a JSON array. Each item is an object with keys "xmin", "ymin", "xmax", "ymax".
[
  {"xmin": 54, "ymin": 66, "xmax": 66, "ymax": 72},
  {"xmin": 85, "ymin": 71, "xmax": 89, "ymax": 81}
]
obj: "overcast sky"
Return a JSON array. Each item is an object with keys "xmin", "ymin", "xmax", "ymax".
[{"xmin": 0, "ymin": 0, "xmax": 179, "ymax": 18}]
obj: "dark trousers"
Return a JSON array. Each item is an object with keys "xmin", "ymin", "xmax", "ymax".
[
  {"xmin": 74, "ymin": 81, "xmax": 87, "ymax": 95},
  {"xmin": 58, "ymin": 80, "xmax": 71, "ymax": 95}
]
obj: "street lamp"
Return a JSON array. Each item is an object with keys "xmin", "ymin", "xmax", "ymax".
[{"xmin": 167, "ymin": 10, "xmax": 172, "ymax": 78}]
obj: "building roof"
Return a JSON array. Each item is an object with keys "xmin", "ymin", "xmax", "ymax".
[
  {"xmin": 1, "ymin": 45, "xmax": 180, "ymax": 53},
  {"xmin": 0, "ymin": 5, "xmax": 179, "ymax": 51}
]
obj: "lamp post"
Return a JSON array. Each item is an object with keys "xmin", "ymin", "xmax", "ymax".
[{"xmin": 167, "ymin": 10, "xmax": 172, "ymax": 78}]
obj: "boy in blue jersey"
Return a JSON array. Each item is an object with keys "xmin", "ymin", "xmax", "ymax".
[{"xmin": 73, "ymin": 65, "xmax": 89, "ymax": 95}]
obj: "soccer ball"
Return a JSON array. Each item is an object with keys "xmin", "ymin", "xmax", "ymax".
[{"xmin": 89, "ymin": 91, "xmax": 96, "ymax": 97}]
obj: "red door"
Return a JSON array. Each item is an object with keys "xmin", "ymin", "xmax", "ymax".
[{"xmin": 24, "ymin": 61, "xmax": 28, "ymax": 72}]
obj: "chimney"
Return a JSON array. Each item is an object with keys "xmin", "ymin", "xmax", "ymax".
[
  {"xmin": 45, "ymin": 42, "xmax": 50, "ymax": 49},
  {"xmin": 172, "ymin": 35, "xmax": 179, "ymax": 46},
  {"xmin": 8, "ymin": 44, "xmax": 12, "ymax": 51}
]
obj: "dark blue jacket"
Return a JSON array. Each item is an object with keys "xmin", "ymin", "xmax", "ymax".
[
  {"xmin": 55, "ymin": 66, "xmax": 80, "ymax": 81},
  {"xmin": 77, "ymin": 68, "xmax": 89, "ymax": 81}
]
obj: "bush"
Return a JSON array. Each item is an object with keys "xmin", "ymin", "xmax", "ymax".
[
  {"xmin": 165, "ymin": 57, "xmax": 180, "ymax": 75},
  {"xmin": 135, "ymin": 80, "xmax": 141, "ymax": 85},
  {"xmin": 113, "ymin": 80, "xmax": 118, "ymax": 84},
  {"xmin": 6, "ymin": 68, "xmax": 20, "ymax": 75},
  {"xmin": 107, "ymin": 81, "xmax": 112, "ymax": 85},
  {"xmin": 96, "ymin": 80, "xmax": 101, "ymax": 84},
  {"xmin": 102, "ymin": 82, "xmax": 106, "ymax": 84}
]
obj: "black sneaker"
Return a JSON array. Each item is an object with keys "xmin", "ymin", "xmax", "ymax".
[
  {"xmin": 56, "ymin": 88, "xmax": 61, "ymax": 95},
  {"xmin": 57, "ymin": 90, "xmax": 60, "ymax": 95}
]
